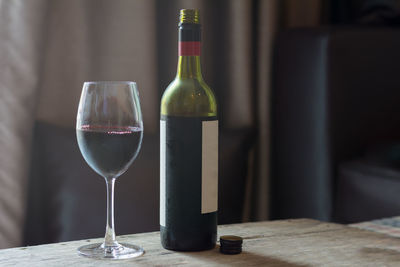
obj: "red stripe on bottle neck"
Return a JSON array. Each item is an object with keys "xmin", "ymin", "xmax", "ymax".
[{"xmin": 179, "ymin": 41, "xmax": 201, "ymax": 56}]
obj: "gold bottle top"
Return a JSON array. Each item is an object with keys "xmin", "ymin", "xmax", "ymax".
[{"xmin": 180, "ymin": 9, "xmax": 200, "ymax": 24}]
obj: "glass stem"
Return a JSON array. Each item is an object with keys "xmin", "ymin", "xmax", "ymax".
[{"xmin": 103, "ymin": 178, "xmax": 118, "ymax": 249}]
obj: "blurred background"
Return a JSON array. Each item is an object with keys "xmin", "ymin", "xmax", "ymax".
[{"xmin": 1, "ymin": 0, "xmax": 400, "ymax": 249}]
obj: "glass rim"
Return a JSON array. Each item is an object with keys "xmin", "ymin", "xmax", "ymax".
[{"xmin": 83, "ymin": 81, "xmax": 137, "ymax": 86}]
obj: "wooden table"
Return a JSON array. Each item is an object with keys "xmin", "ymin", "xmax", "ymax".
[{"xmin": 1, "ymin": 219, "xmax": 400, "ymax": 266}]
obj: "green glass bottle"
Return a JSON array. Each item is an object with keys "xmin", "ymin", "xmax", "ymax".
[{"xmin": 160, "ymin": 9, "xmax": 218, "ymax": 251}]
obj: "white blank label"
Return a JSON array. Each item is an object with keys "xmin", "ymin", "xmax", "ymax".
[
  {"xmin": 160, "ymin": 120, "xmax": 166, "ymax": 226},
  {"xmin": 202, "ymin": 120, "xmax": 218, "ymax": 214}
]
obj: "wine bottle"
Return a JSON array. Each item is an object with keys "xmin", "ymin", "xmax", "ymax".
[{"xmin": 160, "ymin": 9, "xmax": 218, "ymax": 251}]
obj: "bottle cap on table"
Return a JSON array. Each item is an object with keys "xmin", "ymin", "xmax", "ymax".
[{"xmin": 219, "ymin": 235, "xmax": 243, "ymax": 254}]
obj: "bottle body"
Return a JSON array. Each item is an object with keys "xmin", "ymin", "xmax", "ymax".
[
  {"xmin": 160, "ymin": 114, "xmax": 217, "ymax": 251},
  {"xmin": 160, "ymin": 9, "xmax": 218, "ymax": 251}
]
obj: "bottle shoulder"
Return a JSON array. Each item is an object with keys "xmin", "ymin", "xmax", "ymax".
[{"xmin": 161, "ymin": 78, "xmax": 217, "ymax": 117}]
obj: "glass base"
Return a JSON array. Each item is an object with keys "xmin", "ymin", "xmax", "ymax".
[{"xmin": 78, "ymin": 242, "xmax": 144, "ymax": 259}]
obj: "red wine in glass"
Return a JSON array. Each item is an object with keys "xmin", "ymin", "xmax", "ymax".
[{"xmin": 77, "ymin": 125, "xmax": 143, "ymax": 179}]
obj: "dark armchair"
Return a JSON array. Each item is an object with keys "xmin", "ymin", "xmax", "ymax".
[{"xmin": 271, "ymin": 27, "xmax": 400, "ymax": 222}]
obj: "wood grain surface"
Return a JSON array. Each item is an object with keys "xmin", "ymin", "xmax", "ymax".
[{"xmin": 1, "ymin": 219, "xmax": 400, "ymax": 266}]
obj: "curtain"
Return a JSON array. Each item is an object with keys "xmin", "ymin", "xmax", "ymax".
[
  {"xmin": 36, "ymin": 0, "xmax": 158, "ymax": 133},
  {"xmin": 0, "ymin": 0, "xmax": 48, "ymax": 248},
  {"xmin": 0, "ymin": 0, "xmax": 322, "ymax": 248}
]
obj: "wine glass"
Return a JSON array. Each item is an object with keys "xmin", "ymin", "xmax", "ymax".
[{"xmin": 76, "ymin": 81, "xmax": 144, "ymax": 259}]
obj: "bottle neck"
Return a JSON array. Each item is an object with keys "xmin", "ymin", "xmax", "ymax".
[
  {"xmin": 176, "ymin": 53, "xmax": 202, "ymax": 80},
  {"xmin": 176, "ymin": 23, "xmax": 202, "ymax": 80}
]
